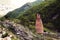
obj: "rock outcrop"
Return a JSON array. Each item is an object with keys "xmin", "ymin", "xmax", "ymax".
[
  {"xmin": 0, "ymin": 20, "xmax": 60, "ymax": 40},
  {"xmin": 0, "ymin": 20, "xmax": 37, "ymax": 40}
]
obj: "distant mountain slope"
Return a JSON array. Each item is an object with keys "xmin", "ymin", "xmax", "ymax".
[
  {"xmin": 5, "ymin": 3, "xmax": 31, "ymax": 18},
  {"xmin": 31, "ymin": 0, "xmax": 43, "ymax": 6},
  {"xmin": 5, "ymin": 0, "xmax": 43, "ymax": 18}
]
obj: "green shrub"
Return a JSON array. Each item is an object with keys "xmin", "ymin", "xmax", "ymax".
[{"xmin": 2, "ymin": 33, "xmax": 8, "ymax": 38}]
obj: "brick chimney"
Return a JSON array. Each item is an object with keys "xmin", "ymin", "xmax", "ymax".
[{"xmin": 35, "ymin": 13, "xmax": 44, "ymax": 34}]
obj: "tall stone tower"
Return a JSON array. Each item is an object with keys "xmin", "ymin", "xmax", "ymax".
[{"xmin": 35, "ymin": 13, "xmax": 44, "ymax": 34}]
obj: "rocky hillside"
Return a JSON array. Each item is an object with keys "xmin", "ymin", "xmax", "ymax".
[
  {"xmin": 0, "ymin": 0, "xmax": 60, "ymax": 40},
  {"xmin": 0, "ymin": 20, "xmax": 60, "ymax": 40},
  {"xmin": 0, "ymin": 20, "xmax": 39, "ymax": 40}
]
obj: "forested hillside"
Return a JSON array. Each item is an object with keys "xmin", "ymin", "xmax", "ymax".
[
  {"xmin": 5, "ymin": 0, "xmax": 43, "ymax": 18},
  {"xmin": 0, "ymin": 0, "xmax": 60, "ymax": 40},
  {"xmin": 4, "ymin": 0, "xmax": 60, "ymax": 32}
]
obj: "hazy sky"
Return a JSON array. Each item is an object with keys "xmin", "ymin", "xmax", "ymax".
[
  {"xmin": 11, "ymin": 0, "xmax": 36, "ymax": 8},
  {"xmin": 0, "ymin": 0, "xmax": 36, "ymax": 17}
]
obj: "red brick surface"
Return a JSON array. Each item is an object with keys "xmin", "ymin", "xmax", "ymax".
[{"xmin": 35, "ymin": 14, "xmax": 44, "ymax": 34}]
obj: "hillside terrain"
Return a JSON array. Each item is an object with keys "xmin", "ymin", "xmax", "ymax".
[
  {"xmin": 5, "ymin": 0, "xmax": 43, "ymax": 18},
  {"xmin": 5, "ymin": 0, "xmax": 60, "ymax": 32},
  {"xmin": 0, "ymin": 20, "xmax": 60, "ymax": 40},
  {"xmin": 0, "ymin": 0, "xmax": 60, "ymax": 40}
]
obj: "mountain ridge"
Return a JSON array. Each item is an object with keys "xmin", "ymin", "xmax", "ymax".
[{"xmin": 5, "ymin": 0, "xmax": 43, "ymax": 18}]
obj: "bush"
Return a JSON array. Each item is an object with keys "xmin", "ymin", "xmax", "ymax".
[{"xmin": 2, "ymin": 33, "xmax": 8, "ymax": 38}]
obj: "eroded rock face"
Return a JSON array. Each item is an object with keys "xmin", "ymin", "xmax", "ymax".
[
  {"xmin": 0, "ymin": 20, "xmax": 37, "ymax": 40},
  {"xmin": 0, "ymin": 20, "xmax": 60, "ymax": 40}
]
